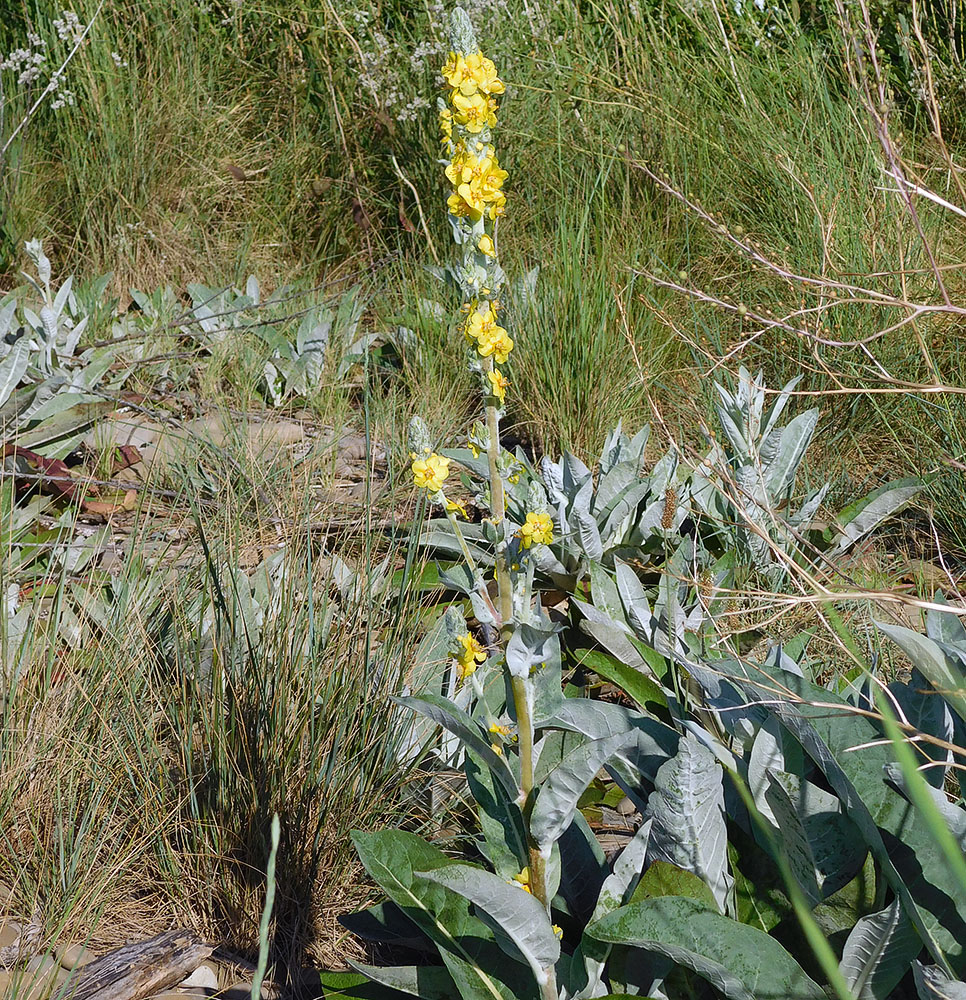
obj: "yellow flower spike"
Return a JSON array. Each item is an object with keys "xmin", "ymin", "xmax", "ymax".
[
  {"xmin": 454, "ymin": 631, "xmax": 487, "ymax": 679},
  {"xmin": 517, "ymin": 511, "xmax": 554, "ymax": 549},
  {"xmin": 477, "ymin": 233, "xmax": 496, "ymax": 257},
  {"xmin": 411, "ymin": 453, "xmax": 450, "ymax": 492},
  {"xmin": 489, "ymin": 723, "xmax": 513, "ymax": 737},
  {"xmin": 486, "ymin": 369, "xmax": 508, "ymax": 404}
]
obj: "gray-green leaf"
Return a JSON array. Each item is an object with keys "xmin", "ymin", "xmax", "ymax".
[
  {"xmin": 839, "ymin": 899, "xmax": 921, "ymax": 1000},
  {"xmin": 418, "ymin": 865, "xmax": 559, "ymax": 987},
  {"xmin": 587, "ymin": 896, "xmax": 825, "ymax": 999}
]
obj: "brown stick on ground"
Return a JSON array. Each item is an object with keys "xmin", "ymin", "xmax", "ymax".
[{"xmin": 63, "ymin": 930, "xmax": 212, "ymax": 1000}]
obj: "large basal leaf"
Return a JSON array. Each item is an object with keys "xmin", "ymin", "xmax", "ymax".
[
  {"xmin": 315, "ymin": 969, "xmax": 428, "ymax": 1000},
  {"xmin": 465, "ymin": 750, "xmax": 528, "ymax": 880},
  {"xmin": 722, "ymin": 658, "xmax": 966, "ymax": 974},
  {"xmin": 888, "ymin": 669, "xmax": 954, "ymax": 787},
  {"xmin": 830, "ymin": 478, "xmax": 921, "ymax": 553},
  {"xmin": 762, "ymin": 775, "xmax": 822, "ymax": 906},
  {"xmin": 646, "ymin": 736, "xmax": 732, "ymax": 912},
  {"xmin": 538, "ymin": 697, "xmax": 678, "ymax": 802},
  {"xmin": 587, "ymin": 896, "xmax": 826, "ymax": 1000},
  {"xmin": 839, "ymin": 899, "xmax": 921, "ymax": 1000},
  {"xmin": 345, "ymin": 962, "xmax": 459, "ymax": 1000},
  {"xmin": 418, "ymin": 864, "xmax": 559, "ymax": 988},
  {"xmin": 530, "ymin": 730, "xmax": 639, "ymax": 849},
  {"xmin": 351, "ymin": 831, "xmax": 532, "ymax": 1000},
  {"xmin": 630, "ymin": 861, "xmax": 718, "ymax": 911}
]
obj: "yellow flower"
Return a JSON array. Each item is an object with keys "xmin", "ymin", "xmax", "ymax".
[
  {"xmin": 464, "ymin": 52, "xmax": 505, "ymax": 96},
  {"xmin": 455, "ymin": 632, "xmax": 487, "ymax": 679},
  {"xmin": 465, "ymin": 305, "xmax": 497, "ymax": 343},
  {"xmin": 487, "ymin": 369, "xmax": 508, "ymax": 403},
  {"xmin": 552, "ymin": 924, "xmax": 563, "ymax": 940},
  {"xmin": 490, "ymin": 742, "xmax": 503, "ymax": 755},
  {"xmin": 439, "ymin": 107, "xmax": 453, "ymax": 145},
  {"xmin": 445, "ymin": 148, "xmax": 508, "ymax": 221},
  {"xmin": 476, "ymin": 324, "xmax": 513, "ymax": 364},
  {"xmin": 518, "ymin": 511, "xmax": 554, "ymax": 549},
  {"xmin": 411, "ymin": 452, "xmax": 450, "ymax": 492},
  {"xmin": 442, "ymin": 50, "xmax": 505, "ymax": 98},
  {"xmin": 468, "ymin": 440, "xmax": 481, "ymax": 459},
  {"xmin": 441, "ymin": 51, "xmax": 471, "ymax": 93},
  {"xmin": 477, "ymin": 233, "xmax": 496, "ymax": 257},
  {"xmin": 446, "ymin": 496, "xmax": 468, "ymax": 518},
  {"xmin": 452, "ymin": 92, "xmax": 498, "ymax": 133},
  {"xmin": 512, "ymin": 868, "xmax": 532, "ymax": 893},
  {"xmin": 489, "ymin": 722, "xmax": 513, "ymax": 736}
]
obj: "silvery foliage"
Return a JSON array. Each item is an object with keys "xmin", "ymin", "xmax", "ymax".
[
  {"xmin": 346, "ymin": 566, "xmax": 966, "ymax": 998},
  {"xmin": 184, "ymin": 277, "xmax": 385, "ymax": 402},
  {"xmin": 0, "ymin": 240, "xmax": 131, "ymax": 451},
  {"xmin": 421, "ymin": 365, "xmax": 917, "ymax": 598},
  {"xmin": 566, "ymin": 549, "xmax": 966, "ymax": 997},
  {"xmin": 420, "ymin": 420, "xmax": 691, "ymax": 590},
  {"xmin": 691, "ymin": 366, "xmax": 920, "ymax": 585}
]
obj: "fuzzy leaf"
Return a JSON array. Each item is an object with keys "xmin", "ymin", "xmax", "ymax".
[
  {"xmin": 530, "ymin": 730, "xmax": 639, "ymax": 849},
  {"xmin": 877, "ymin": 621, "xmax": 966, "ymax": 726},
  {"xmin": 418, "ymin": 865, "xmax": 559, "ymax": 986},
  {"xmin": 839, "ymin": 899, "xmax": 921, "ymax": 1000},
  {"xmin": 394, "ymin": 694, "xmax": 518, "ymax": 800},
  {"xmin": 830, "ymin": 479, "xmax": 921, "ymax": 553},
  {"xmin": 913, "ymin": 962, "xmax": 966, "ymax": 1000},
  {"xmin": 645, "ymin": 736, "xmax": 731, "ymax": 912},
  {"xmin": 0, "ymin": 338, "xmax": 29, "ymax": 410},
  {"xmin": 587, "ymin": 896, "xmax": 825, "ymax": 999}
]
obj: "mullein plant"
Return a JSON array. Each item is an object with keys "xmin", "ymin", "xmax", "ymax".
[
  {"xmin": 344, "ymin": 13, "xmax": 685, "ymax": 1000},
  {"xmin": 338, "ymin": 15, "xmax": 948, "ymax": 1000},
  {"xmin": 406, "ymin": 5, "xmax": 561, "ymax": 928}
]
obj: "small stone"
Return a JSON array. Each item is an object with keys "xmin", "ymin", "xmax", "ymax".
[
  {"xmin": 0, "ymin": 919, "xmax": 21, "ymax": 948},
  {"xmin": 56, "ymin": 942, "xmax": 95, "ymax": 970},
  {"xmin": 26, "ymin": 956, "xmax": 59, "ymax": 976},
  {"xmin": 616, "ymin": 795, "xmax": 637, "ymax": 816},
  {"xmin": 179, "ymin": 963, "xmax": 219, "ymax": 990}
]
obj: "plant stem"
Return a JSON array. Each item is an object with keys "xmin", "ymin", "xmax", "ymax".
[
  {"xmin": 444, "ymin": 504, "xmax": 479, "ymax": 577},
  {"xmin": 482, "ymin": 358, "xmax": 513, "ymax": 636},
  {"xmin": 509, "ymin": 672, "xmax": 557, "ymax": 998}
]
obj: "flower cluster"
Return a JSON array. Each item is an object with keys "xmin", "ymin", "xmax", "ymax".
[
  {"xmin": 454, "ymin": 631, "xmax": 487, "ymax": 679},
  {"xmin": 411, "ymin": 452, "xmax": 450, "ymax": 493},
  {"xmin": 438, "ymin": 38, "xmax": 511, "ymax": 384},
  {"xmin": 465, "ymin": 302, "xmax": 513, "ymax": 363},
  {"xmin": 517, "ymin": 511, "xmax": 554, "ymax": 549},
  {"xmin": 445, "ymin": 143, "xmax": 508, "ymax": 221}
]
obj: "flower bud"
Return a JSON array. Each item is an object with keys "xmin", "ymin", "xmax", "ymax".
[{"xmin": 408, "ymin": 415, "xmax": 432, "ymax": 455}]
